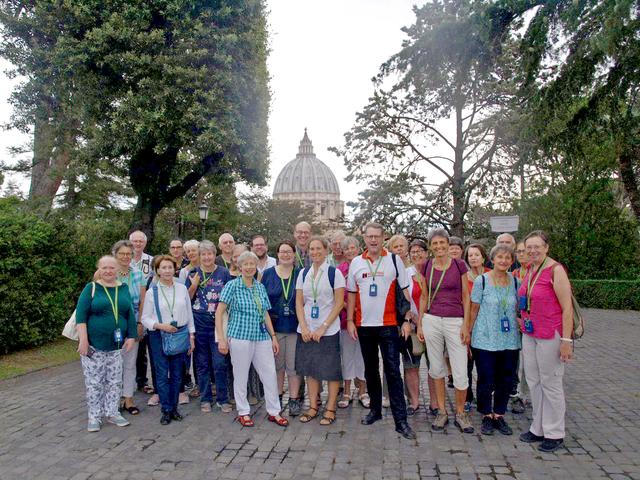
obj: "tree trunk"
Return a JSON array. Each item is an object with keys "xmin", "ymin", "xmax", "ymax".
[
  {"xmin": 618, "ymin": 146, "xmax": 640, "ymax": 223},
  {"xmin": 29, "ymin": 109, "xmax": 73, "ymax": 212},
  {"xmin": 450, "ymin": 87, "xmax": 465, "ymax": 238}
]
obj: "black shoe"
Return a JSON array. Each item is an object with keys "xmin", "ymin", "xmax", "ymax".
[
  {"xmin": 428, "ymin": 406, "xmax": 439, "ymax": 416},
  {"xmin": 480, "ymin": 416, "xmax": 495, "ymax": 435},
  {"xmin": 538, "ymin": 438, "xmax": 564, "ymax": 453},
  {"xmin": 407, "ymin": 405, "xmax": 419, "ymax": 416},
  {"xmin": 447, "ymin": 375, "xmax": 454, "ymax": 388},
  {"xmin": 519, "ymin": 431, "xmax": 544, "ymax": 443},
  {"xmin": 171, "ymin": 410, "xmax": 183, "ymax": 421},
  {"xmin": 493, "ymin": 416, "xmax": 513, "ymax": 435},
  {"xmin": 184, "ymin": 380, "xmax": 194, "ymax": 390},
  {"xmin": 395, "ymin": 422, "xmax": 417, "ymax": 440},
  {"xmin": 361, "ymin": 411, "xmax": 383, "ymax": 425},
  {"xmin": 160, "ymin": 412, "xmax": 172, "ymax": 425},
  {"xmin": 511, "ymin": 397, "xmax": 525, "ymax": 414}
]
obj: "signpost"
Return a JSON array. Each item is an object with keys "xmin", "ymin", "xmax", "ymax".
[{"xmin": 489, "ymin": 215, "xmax": 519, "ymax": 233}]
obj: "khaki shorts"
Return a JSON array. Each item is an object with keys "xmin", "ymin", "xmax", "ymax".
[{"xmin": 275, "ymin": 332, "xmax": 297, "ymax": 376}]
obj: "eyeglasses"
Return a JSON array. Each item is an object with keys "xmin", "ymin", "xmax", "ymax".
[
  {"xmin": 278, "ymin": 250, "xmax": 294, "ymax": 255},
  {"xmin": 516, "ymin": 249, "xmax": 525, "ymax": 254},
  {"xmin": 365, "ymin": 235, "xmax": 382, "ymax": 240},
  {"xmin": 116, "ymin": 252, "xmax": 133, "ymax": 257}
]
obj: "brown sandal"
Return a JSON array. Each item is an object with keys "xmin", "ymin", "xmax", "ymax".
[
  {"xmin": 299, "ymin": 407, "xmax": 319, "ymax": 423},
  {"xmin": 320, "ymin": 409, "xmax": 336, "ymax": 425}
]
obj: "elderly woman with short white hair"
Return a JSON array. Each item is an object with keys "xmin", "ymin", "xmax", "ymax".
[{"xmin": 216, "ymin": 251, "xmax": 288, "ymax": 427}]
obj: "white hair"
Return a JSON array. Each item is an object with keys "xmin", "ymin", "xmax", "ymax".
[
  {"xmin": 129, "ymin": 230, "xmax": 147, "ymax": 241},
  {"xmin": 496, "ymin": 233, "xmax": 516, "ymax": 244},
  {"xmin": 183, "ymin": 239, "xmax": 200, "ymax": 250},
  {"xmin": 237, "ymin": 251, "xmax": 259, "ymax": 267}
]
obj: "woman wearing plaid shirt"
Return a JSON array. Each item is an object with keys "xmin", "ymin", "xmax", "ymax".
[{"xmin": 216, "ymin": 251, "xmax": 289, "ymax": 427}]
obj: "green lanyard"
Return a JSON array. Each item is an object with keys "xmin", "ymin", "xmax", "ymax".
[
  {"xmin": 279, "ymin": 272, "xmax": 293, "ymax": 301},
  {"xmin": 496, "ymin": 282, "xmax": 509, "ymax": 316},
  {"xmin": 250, "ymin": 284, "xmax": 264, "ymax": 319},
  {"xmin": 310, "ymin": 269, "xmax": 323, "ymax": 304},
  {"xmin": 199, "ymin": 269, "xmax": 214, "ymax": 288},
  {"xmin": 526, "ymin": 257, "xmax": 547, "ymax": 311},
  {"xmin": 159, "ymin": 284, "xmax": 176, "ymax": 319},
  {"xmin": 102, "ymin": 285, "xmax": 119, "ymax": 328},
  {"xmin": 366, "ymin": 256, "xmax": 384, "ymax": 283},
  {"xmin": 296, "ymin": 251, "xmax": 305, "ymax": 268},
  {"xmin": 427, "ymin": 260, "xmax": 450, "ymax": 312}
]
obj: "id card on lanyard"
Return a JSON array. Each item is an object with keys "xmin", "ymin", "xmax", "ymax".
[
  {"xmin": 366, "ymin": 256, "xmax": 383, "ymax": 297},
  {"xmin": 522, "ymin": 258, "xmax": 548, "ymax": 334},
  {"xmin": 280, "ymin": 273, "xmax": 293, "ymax": 317},
  {"xmin": 102, "ymin": 285, "xmax": 121, "ymax": 347},
  {"xmin": 310, "ymin": 269, "xmax": 323, "ymax": 319},
  {"xmin": 250, "ymin": 284, "xmax": 267, "ymax": 334}
]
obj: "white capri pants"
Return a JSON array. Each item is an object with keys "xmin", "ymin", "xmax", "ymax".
[
  {"xmin": 424, "ymin": 314, "xmax": 468, "ymax": 390},
  {"xmin": 121, "ymin": 340, "xmax": 139, "ymax": 398},
  {"xmin": 229, "ymin": 338, "xmax": 281, "ymax": 416},
  {"xmin": 522, "ymin": 332, "xmax": 565, "ymax": 439},
  {"xmin": 340, "ymin": 329, "xmax": 365, "ymax": 381}
]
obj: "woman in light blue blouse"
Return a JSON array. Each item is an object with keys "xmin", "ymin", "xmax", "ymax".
[
  {"xmin": 469, "ymin": 244, "xmax": 521, "ymax": 436},
  {"xmin": 216, "ymin": 251, "xmax": 289, "ymax": 428}
]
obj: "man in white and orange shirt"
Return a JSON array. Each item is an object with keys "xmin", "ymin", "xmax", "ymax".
[{"xmin": 346, "ymin": 222, "xmax": 416, "ymax": 440}]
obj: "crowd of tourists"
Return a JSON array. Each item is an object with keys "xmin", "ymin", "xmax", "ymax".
[{"xmin": 73, "ymin": 220, "xmax": 575, "ymax": 452}]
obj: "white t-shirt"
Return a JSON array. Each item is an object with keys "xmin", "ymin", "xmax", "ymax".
[
  {"xmin": 347, "ymin": 249, "xmax": 409, "ymax": 327},
  {"xmin": 295, "ymin": 264, "xmax": 345, "ymax": 336}
]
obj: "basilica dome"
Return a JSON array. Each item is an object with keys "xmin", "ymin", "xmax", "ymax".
[{"xmin": 273, "ymin": 129, "xmax": 344, "ymax": 224}]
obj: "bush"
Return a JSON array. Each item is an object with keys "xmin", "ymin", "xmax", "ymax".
[
  {"xmin": 572, "ymin": 279, "xmax": 640, "ymax": 311},
  {"xmin": 0, "ymin": 197, "xmax": 130, "ymax": 354}
]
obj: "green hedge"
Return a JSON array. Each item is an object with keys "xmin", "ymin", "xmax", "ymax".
[
  {"xmin": 573, "ymin": 279, "xmax": 640, "ymax": 311},
  {"xmin": 0, "ymin": 197, "xmax": 129, "ymax": 354}
]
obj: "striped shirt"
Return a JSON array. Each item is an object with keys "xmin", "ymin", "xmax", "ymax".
[{"xmin": 219, "ymin": 277, "xmax": 272, "ymax": 341}]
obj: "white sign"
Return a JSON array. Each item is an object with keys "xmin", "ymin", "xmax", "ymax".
[{"xmin": 489, "ymin": 215, "xmax": 519, "ymax": 233}]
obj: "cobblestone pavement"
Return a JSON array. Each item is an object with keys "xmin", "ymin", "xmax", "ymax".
[{"xmin": 1, "ymin": 309, "xmax": 638, "ymax": 480}]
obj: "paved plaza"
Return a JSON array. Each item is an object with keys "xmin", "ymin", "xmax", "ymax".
[{"xmin": 0, "ymin": 308, "xmax": 638, "ymax": 480}]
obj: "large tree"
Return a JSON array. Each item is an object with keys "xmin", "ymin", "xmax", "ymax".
[
  {"xmin": 333, "ymin": 0, "xmax": 519, "ymax": 237},
  {"xmin": 491, "ymin": 0, "xmax": 640, "ymax": 220},
  {"xmin": 1, "ymin": 0, "xmax": 270, "ymax": 240}
]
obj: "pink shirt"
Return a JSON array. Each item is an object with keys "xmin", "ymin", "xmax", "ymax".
[
  {"xmin": 337, "ymin": 262, "xmax": 350, "ymax": 329},
  {"xmin": 518, "ymin": 264, "xmax": 563, "ymax": 339}
]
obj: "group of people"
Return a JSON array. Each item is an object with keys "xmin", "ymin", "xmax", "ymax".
[{"xmin": 74, "ymin": 220, "xmax": 575, "ymax": 452}]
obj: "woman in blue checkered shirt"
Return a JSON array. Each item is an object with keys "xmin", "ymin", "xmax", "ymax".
[{"xmin": 216, "ymin": 251, "xmax": 289, "ymax": 427}]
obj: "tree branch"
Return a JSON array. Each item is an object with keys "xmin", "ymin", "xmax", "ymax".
[{"xmin": 163, "ymin": 152, "xmax": 224, "ymax": 204}]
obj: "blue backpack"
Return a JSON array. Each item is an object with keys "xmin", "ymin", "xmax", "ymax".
[{"xmin": 302, "ymin": 265, "xmax": 336, "ymax": 288}]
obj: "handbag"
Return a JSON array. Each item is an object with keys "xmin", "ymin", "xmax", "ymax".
[
  {"xmin": 62, "ymin": 282, "xmax": 96, "ymax": 341},
  {"xmin": 153, "ymin": 285, "xmax": 190, "ymax": 356},
  {"xmin": 410, "ymin": 332, "xmax": 425, "ymax": 356}
]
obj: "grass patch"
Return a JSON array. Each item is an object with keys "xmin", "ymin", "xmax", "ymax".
[{"xmin": 0, "ymin": 337, "xmax": 78, "ymax": 381}]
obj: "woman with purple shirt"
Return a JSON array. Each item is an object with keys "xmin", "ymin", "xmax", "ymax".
[
  {"xmin": 417, "ymin": 228, "xmax": 473, "ymax": 434},
  {"xmin": 517, "ymin": 230, "xmax": 573, "ymax": 453}
]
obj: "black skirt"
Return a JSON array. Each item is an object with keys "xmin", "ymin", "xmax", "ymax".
[{"xmin": 295, "ymin": 332, "xmax": 343, "ymax": 381}]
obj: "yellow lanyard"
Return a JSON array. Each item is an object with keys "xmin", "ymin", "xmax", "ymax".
[
  {"xmin": 366, "ymin": 256, "xmax": 383, "ymax": 283},
  {"xmin": 279, "ymin": 272, "xmax": 293, "ymax": 301},
  {"xmin": 159, "ymin": 284, "xmax": 176, "ymax": 319},
  {"xmin": 102, "ymin": 285, "xmax": 119, "ymax": 327}
]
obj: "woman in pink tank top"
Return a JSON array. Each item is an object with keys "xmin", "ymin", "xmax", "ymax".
[{"xmin": 517, "ymin": 230, "xmax": 574, "ymax": 453}]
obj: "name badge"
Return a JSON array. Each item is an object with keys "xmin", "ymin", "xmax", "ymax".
[
  {"xmin": 369, "ymin": 283, "xmax": 378, "ymax": 297},
  {"xmin": 311, "ymin": 305, "xmax": 320, "ymax": 319},
  {"xmin": 283, "ymin": 305, "xmax": 291, "ymax": 316},
  {"xmin": 524, "ymin": 317, "xmax": 534, "ymax": 334},
  {"xmin": 518, "ymin": 295, "xmax": 528, "ymax": 311},
  {"xmin": 113, "ymin": 328, "xmax": 123, "ymax": 345},
  {"xmin": 501, "ymin": 316, "xmax": 511, "ymax": 333},
  {"xmin": 259, "ymin": 323, "xmax": 267, "ymax": 334}
]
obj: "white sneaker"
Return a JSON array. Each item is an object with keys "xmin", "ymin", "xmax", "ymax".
[
  {"xmin": 382, "ymin": 396, "xmax": 390, "ymax": 408},
  {"xmin": 147, "ymin": 394, "xmax": 160, "ymax": 406},
  {"xmin": 87, "ymin": 420, "xmax": 101, "ymax": 432},
  {"xmin": 107, "ymin": 414, "xmax": 130, "ymax": 427},
  {"xmin": 179, "ymin": 392, "xmax": 190, "ymax": 405},
  {"xmin": 216, "ymin": 402, "xmax": 233, "ymax": 413}
]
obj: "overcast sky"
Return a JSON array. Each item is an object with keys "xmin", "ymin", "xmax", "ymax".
[{"xmin": 0, "ymin": 1, "xmax": 421, "ymax": 205}]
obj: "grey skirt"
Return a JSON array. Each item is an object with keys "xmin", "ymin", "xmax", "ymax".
[{"xmin": 295, "ymin": 332, "xmax": 342, "ymax": 381}]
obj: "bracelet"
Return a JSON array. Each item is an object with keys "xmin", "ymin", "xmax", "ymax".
[{"xmin": 560, "ymin": 337, "xmax": 573, "ymax": 343}]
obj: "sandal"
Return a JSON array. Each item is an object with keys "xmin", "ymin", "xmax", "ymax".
[
  {"xmin": 268, "ymin": 415, "xmax": 289, "ymax": 427},
  {"xmin": 320, "ymin": 409, "xmax": 336, "ymax": 425},
  {"xmin": 124, "ymin": 405, "xmax": 140, "ymax": 415},
  {"xmin": 358, "ymin": 393, "xmax": 370, "ymax": 409},
  {"xmin": 237, "ymin": 415, "xmax": 254, "ymax": 427},
  {"xmin": 143, "ymin": 385, "xmax": 154, "ymax": 394},
  {"xmin": 299, "ymin": 407, "xmax": 319, "ymax": 423},
  {"xmin": 338, "ymin": 394, "xmax": 352, "ymax": 409}
]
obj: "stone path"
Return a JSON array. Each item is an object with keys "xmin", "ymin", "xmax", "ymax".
[{"xmin": 0, "ymin": 309, "xmax": 638, "ymax": 480}]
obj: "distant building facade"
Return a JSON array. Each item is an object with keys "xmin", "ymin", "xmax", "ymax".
[{"xmin": 273, "ymin": 129, "xmax": 344, "ymax": 225}]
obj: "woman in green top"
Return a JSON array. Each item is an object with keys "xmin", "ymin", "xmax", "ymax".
[{"xmin": 76, "ymin": 255, "xmax": 137, "ymax": 433}]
